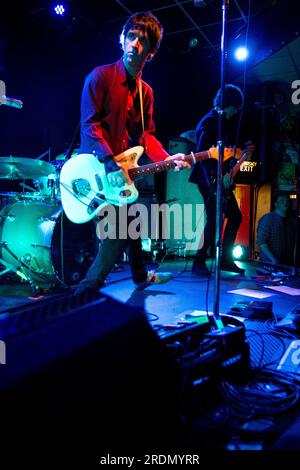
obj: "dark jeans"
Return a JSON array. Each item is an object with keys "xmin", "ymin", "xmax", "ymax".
[
  {"xmin": 77, "ymin": 205, "xmax": 148, "ymax": 291},
  {"xmin": 194, "ymin": 186, "xmax": 242, "ymax": 264}
]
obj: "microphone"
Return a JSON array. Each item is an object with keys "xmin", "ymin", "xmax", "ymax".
[{"xmin": 0, "ymin": 95, "xmax": 23, "ymax": 109}]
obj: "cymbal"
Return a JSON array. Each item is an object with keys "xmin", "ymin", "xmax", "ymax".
[{"xmin": 0, "ymin": 157, "xmax": 55, "ymax": 179}]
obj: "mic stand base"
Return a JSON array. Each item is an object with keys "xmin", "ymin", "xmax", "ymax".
[{"xmin": 205, "ymin": 321, "xmax": 245, "ymax": 346}]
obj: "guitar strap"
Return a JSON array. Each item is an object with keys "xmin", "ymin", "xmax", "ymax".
[
  {"xmin": 138, "ymin": 79, "xmax": 147, "ymax": 152},
  {"xmin": 65, "ymin": 121, "xmax": 81, "ymax": 160}
]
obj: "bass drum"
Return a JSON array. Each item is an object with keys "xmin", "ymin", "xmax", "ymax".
[{"xmin": 0, "ymin": 201, "xmax": 98, "ymax": 288}]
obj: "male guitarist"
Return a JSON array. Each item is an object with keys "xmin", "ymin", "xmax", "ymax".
[
  {"xmin": 75, "ymin": 11, "xmax": 189, "ymax": 296},
  {"xmin": 189, "ymin": 84, "xmax": 245, "ymax": 275}
]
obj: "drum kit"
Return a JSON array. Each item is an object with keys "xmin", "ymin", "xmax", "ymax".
[{"xmin": 0, "ymin": 155, "xmax": 98, "ymax": 293}]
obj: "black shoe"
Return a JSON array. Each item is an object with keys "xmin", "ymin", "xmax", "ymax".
[
  {"xmin": 192, "ymin": 261, "xmax": 209, "ymax": 276},
  {"xmin": 221, "ymin": 262, "xmax": 245, "ymax": 274}
]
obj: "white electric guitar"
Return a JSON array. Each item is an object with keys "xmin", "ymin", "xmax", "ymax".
[{"xmin": 60, "ymin": 145, "xmax": 242, "ymax": 224}]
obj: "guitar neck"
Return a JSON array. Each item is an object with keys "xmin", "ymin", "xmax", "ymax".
[
  {"xmin": 128, "ymin": 150, "xmax": 210, "ymax": 180},
  {"xmin": 230, "ymin": 152, "xmax": 248, "ymax": 179}
]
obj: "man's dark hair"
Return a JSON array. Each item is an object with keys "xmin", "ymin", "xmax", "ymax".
[
  {"xmin": 273, "ymin": 191, "xmax": 291, "ymax": 204},
  {"xmin": 120, "ymin": 11, "xmax": 164, "ymax": 55},
  {"xmin": 213, "ymin": 84, "xmax": 244, "ymax": 109}
]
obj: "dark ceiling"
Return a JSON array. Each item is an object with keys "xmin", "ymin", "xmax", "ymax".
[
  {"xmin": 0, "ymin": 0, "xmax": 299, "ymax": 158},
  {"xmin": 2, "ymin": 0, "xmax": 297, "ymax": 59}
]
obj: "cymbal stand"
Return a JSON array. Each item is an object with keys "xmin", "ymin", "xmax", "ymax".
[{"xmin": 0, "ymin": 244, "xmax": 39, "ymax": 296}]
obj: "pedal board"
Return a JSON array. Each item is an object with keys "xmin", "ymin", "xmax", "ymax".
[
  {"xmin": 156, "ymin": 315, "xmax": 250, "ymax": 386},
  {"xmin": 228, "ymin": 300, "xmax": 274, "ymax": 320}
]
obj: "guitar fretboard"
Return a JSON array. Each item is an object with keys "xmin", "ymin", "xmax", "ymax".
[{"xmin": 128, "ymin": 150, "xmax": 210, "ymax": 180}]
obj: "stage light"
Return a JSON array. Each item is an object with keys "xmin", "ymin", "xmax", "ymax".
[
  {"xmin": 234, "ymin": 46, "xmax": 249, "ymax": 61},
  {"xmin": 232, "ymin": 245, "xmax": 244, "ymax": 260},
  {"xmin": 54, "ymin": 4, "xmax": 66, "ymax": 16}
]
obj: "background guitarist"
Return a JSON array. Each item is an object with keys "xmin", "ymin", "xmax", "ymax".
[
  {"xmin": 189, "ymin": 84, "xmax": 246, "ymax": 275},
  {"xmin": 75, "ymin": 11, "xmax": 189, "ymax": 296}
]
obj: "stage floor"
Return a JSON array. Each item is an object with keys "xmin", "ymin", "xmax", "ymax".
[
  {"xmin": 1, "ymin": 258, "xmax": 300, "ymax": 453},
  {"xmin": 2, "ymin": 258, "xmax": 299, "ymax": 324}
]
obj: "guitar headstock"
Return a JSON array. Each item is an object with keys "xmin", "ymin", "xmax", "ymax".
[{"xmin": 208, "ymin": 146, "xmax": 243, "ymax": 161}]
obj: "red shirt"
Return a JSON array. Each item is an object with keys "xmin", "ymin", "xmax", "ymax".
[{"xmin": 80, "ymin": 58, "xmax": 168, "ymax": 162}]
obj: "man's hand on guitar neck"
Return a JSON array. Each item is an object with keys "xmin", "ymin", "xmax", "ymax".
[
  {"xmin": 103, "ymin": 154, "xmax": 127, "ymax": 187},
  {"xmin": 165, "ymin": 153, "xmax": 191, "ymax": 172},
  {"xmin": 107, "ymin": 169, "xmax": 127, "ymax": 187}
]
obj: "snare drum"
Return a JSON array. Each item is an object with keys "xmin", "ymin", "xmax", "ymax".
[{"xmin": 0, "ymin": 201, "xmax": 98, "ymax": 288}]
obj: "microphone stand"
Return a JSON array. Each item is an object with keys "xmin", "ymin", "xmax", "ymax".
[
  {"xmin": 205, "ymin": 1, "xmax": 248, "ymax": 354},
  {"xmin": 178, "ymin": 0, "xmax": 249, "ymax": 380},
  {"xmin": 209, "ymin": 0, "xmax": 229, "ymax": 331}
]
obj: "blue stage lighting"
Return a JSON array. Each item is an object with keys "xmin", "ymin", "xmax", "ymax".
[
  {"xmin": 54, "ymin": 4, "xmax": 66, "ymax": 16},
  {"xmin": 234, "ymin": 46, "xmax": 249, "ymax": 61}
]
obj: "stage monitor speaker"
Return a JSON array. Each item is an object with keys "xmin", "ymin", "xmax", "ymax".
[{"xmin": 0, "ymin": 294, "xmax": 182, "ymax": 451}]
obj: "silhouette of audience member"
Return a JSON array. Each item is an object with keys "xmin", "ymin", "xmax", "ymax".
[{"xmin": 257, "ymin": 192, "xmax": 296, "ymax": 266}]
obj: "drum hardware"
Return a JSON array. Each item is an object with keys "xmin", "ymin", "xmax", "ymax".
[
  {"xmin": 1, "ymin": 242, "xmax": 52, "ymax": 295},
  {"xmin": 36, "ymin": 149, "xmax": 50, "ymax": 161},
  {"xmin": 37, "ymin": 216, "xmax": 57, "ymax": 222},
  {"xmin": 20, "ymin": 253, "xmax": 54, "ymax": 277},
  {"xmin": 0, "ymin": 257, "xmax": 27, "ymax": 281},
  {"xmin": 0, "ymin": 213, "xmax": 15, "ymax": 221},
  {"xmin": 0, "ymin": 250, "xmax": 39, "ymax": 296},
  {"xmin": 15, "ymin": 192, "xmax": 42, "ymax": 202},
  {"xmin": 54, "ymin": 149, "xmax": 78, "ymax": 163},
  {"xmin": 33, "ymin": 173, "xmax": 60, "ymax": 201},
  {"xmin": 30, "ymin": 244, "xmax": 51, "ymax": 250},
  {"xmin": 0, "ymin": 258, "xmax": 15, "ymax": 276},
  {"xmin": 19, "ymin": 182, "xmax": 36, "ymax": 192},
  {"xmin": 151, "ymin": 240, "xmax": 167, "ymax": 262},
  {"xmin": 0, "ymin": 192, "xmax": 19, "ymax": 198}
]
